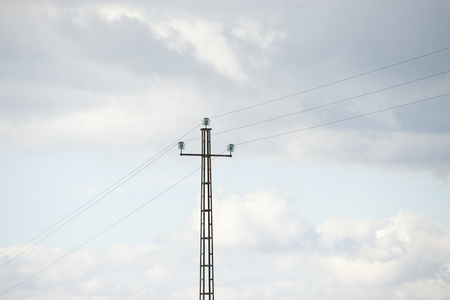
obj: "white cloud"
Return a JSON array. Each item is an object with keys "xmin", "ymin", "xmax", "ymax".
[
  {"xmin": 3, "ymin": 191, "xmax": 449, "ymax": 299},
  {"xmin": 213, "ymin": 189, "xmax": 314, "ymax": 249},
  {"xmin": 232, "ymin": 19, "xmax": 285, "ymax": 49},
  {"xmin": 75, "ymin": 3, "xmax": 250, "ymax": 81},
  {"xmin": 0, "ymin": 77, "xmax": 203, "ymax": 151},
  {"xmin": 95, "ymin": 4, "xmax": 146, "ymax": 24},
  {"xmin": 148, "ymin": 18, "xmax": 248, "ymax": 81},
  {"xmin": 394, "ymin": 278, "xmax": 450, "ymax": 300}
]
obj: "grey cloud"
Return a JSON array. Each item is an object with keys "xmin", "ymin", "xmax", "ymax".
[{"xmin": 53, "ymin": 13, "xmax": 210, "ymax": 80}]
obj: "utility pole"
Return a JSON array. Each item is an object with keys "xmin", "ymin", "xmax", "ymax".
[{"xmin": 178, "ymin": 118, "xmax": 234, "ymax": 300}]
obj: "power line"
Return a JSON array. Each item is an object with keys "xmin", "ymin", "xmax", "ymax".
[
  {"xmin": 182, "ymin": 69, "xmax": 450, "ymax": 143},
  {"xmin": 1, "ymin": 147, "xmax": 230, "ymax": 296},
  {"xmin": 2, "ymin": 46, "xmax": 449, "ymax": 296},
  {"xmin": 2, "ymin": 64, "xmax": 446, "ymax": 268},
  {"xmin": 235, "ymin": 92, "xmax": 450, "ymax": 146},
  {"xmin": 0, "ymin": 123, "xmax": 202, "ymax": 269},
  {"xmin": 211, "ymin": 46, "xmax": 450, "ymax": 118},
  {"xmin": 0, "ymin": 146, "xmax": 171, "ymax": 268},
  {"xmin": 2, "ymin": 92, "xmax": 447, "ymax": 296},
  {"xmin": 213, "ymin": 70, "xmax": 450, "ymax": 136},
  {"xmin": 0, "ymin": 166, "xmax": 201, "ymax": 297}
]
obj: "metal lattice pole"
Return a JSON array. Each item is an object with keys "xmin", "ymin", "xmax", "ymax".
[
  {"xmin": 200, "ymin": 128, "xmax": 213, "ymax": 299},
  {"xmin": 179, "ymin": 119, "xmax": 234, "ymax": 300}
]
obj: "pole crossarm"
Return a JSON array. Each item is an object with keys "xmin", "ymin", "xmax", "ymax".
[{"xmin": 180, "ymin": 153, "xmax": 232, "ymax": 158}]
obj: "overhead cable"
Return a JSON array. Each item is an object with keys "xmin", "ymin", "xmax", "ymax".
[
  {"xmin": 235, "ymin": 92, "xmax": 450, "ymax": 145},
  {"xmin": 211, "ymin": 46, "xmax": 450, "ymax": 118},
  {"xmin": 3, "ymin": 46, "xmax": 450, "ymax": 295},
  {"xmin": 0, "ymin": 166, "xmax": 201, "ymax": 297},
  {"xmin": 0, "ymin": 122, "xmax": 202, "ymax": 269},
  {"xmin": 1, "ymin": 142, "xmax": 229, "ymax": 296},
  {"xmin": 213, "ymin": 70, "xmax": 450, "ymax": 136},
  {"xmin": 3, "ymin": 92, "xmax": 448, "ymax": 296}
]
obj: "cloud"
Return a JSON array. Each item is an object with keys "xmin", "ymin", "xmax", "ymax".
[
  {"xmin": 59, "ymin": 3, "xmax": 252, "ymax": 81},
  {"xmin": 394, "ymin": 276, "xmax": 450, "ymax": 300},
  {"xmin": 213, "ymin": 189, "xmax": 315, "ymax": 249},
  {"xmin": 232, "ymin": 19, "xmax": 285, "ymax": 50},
  {"xmin": 95, "ymin": 3, "xmax": 146, "ymax": 24},
  {"xmin": 279, "ymin": 128, "xmax": 450, "ymax": 177},
  {"xmin": 1, "ymin": 1, "xmax": 450, "ymax": 297},
  {"xmin": 2, "ymin": 190, "xmax": 449, "ymax": 299},
  {"xmin": 148, "ymin": 18, "xmax": 249, "ymax": 82},
  {"xmin": 1, "ymin": 0, "xmax": 449, "ymax": 177},
  {"xmin": 0, "ymin": 1, "xmax": 283, "ymax": 153},
  {"xmin": 0, "ymin": 79, "xmax": 204, "ymax": 152}
]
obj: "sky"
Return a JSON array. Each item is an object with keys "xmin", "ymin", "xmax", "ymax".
[{"xmin": 1, "ymin": 0, "xmax": 450, "ymax": 299}]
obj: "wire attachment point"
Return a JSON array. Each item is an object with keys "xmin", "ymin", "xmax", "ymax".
[
  {"xmin": 178, "ymin": 141, "xmax": 186, "ymax": 154},
  {"xmin": 227, "ymin": 144, "xmax": 235, "ymax": 155}
]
